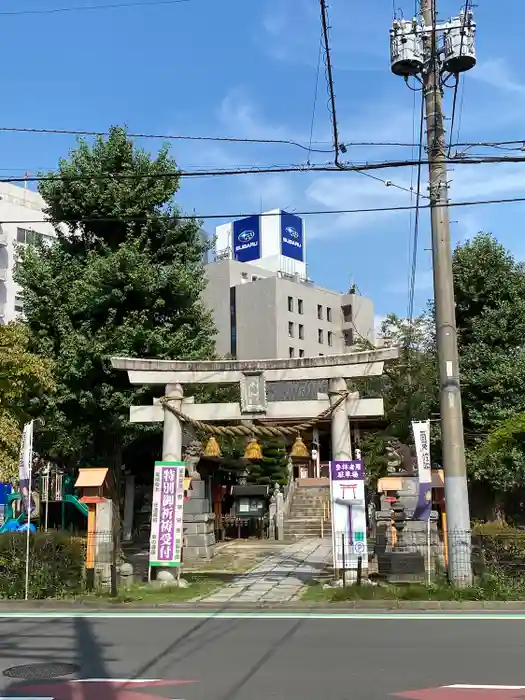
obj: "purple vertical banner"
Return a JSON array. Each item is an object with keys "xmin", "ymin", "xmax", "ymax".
[
  {"xmin": 149, "ymin": 461, "xmax": 185, "ymax": 568},
  {"xmin": 329, "ymin": 460, "xmax": 368, "ymax": 570}
]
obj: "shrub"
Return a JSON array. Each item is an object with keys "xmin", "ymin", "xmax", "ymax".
[
  {"xmin": 472, "ymin": 523, "xmax": 525, "ymax": 579},
  {"xmin": 0, "ymin": 532, "xmax": 85, "ymax": 598}
]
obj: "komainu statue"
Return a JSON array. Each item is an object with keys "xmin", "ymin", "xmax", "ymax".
[
  {"xmin": 385, "ymin": 438, "xmax": 417, "ymax": 474},
  {"xmin": 183, "ymin": 439, "xmax": 203, "ymax": 480}
]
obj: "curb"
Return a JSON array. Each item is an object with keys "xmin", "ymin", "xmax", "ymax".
[{"xmin": 1, "ymin": 600, "xmax": 525, "ymax": 612}]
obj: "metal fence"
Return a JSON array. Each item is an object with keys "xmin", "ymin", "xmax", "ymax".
[
  {"xmin": 331, "ymin": 528, "xmax": 525, "ymax": 585},
  {"xmin": 215, "ymin": 515, "xmax": 269, "ymax": 541}
]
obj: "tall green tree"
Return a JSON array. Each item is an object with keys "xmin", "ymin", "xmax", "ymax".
[
  {"xmin": 452, "ymin": 233, "xmax": 525, "ymax": 512},
  {"xmin": 15, "ymin": 126, "xmax": 216, "ymax": 481},
  {"xmin": 0, "ymin": 323, "xmax": 54, "ymax": 481},
  {"xmin": 354, "ymin": 312, "xmax": 438, "ymax": 485}
]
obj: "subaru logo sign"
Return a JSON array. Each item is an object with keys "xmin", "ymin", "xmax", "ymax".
[
  {"xmin": 238, "ymin": 230, "xmax": 255, "ymax": 243},
  {"xmin": 285, "ymin": 226, "xmax": 299, "ymax": 239}
]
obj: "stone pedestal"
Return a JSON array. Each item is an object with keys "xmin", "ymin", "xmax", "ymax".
[
  {"xmin": 183, "ymin": 480, "xmax": 215, "ymax": 560},
  {"xmin": 94, "ymin": 498, "xmax": 114, "ymax": 591}
]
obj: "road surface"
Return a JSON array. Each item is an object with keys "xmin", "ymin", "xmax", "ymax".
[{"xmin": 0, "ymin": 613, "xmax": 524, "ymax": 700}]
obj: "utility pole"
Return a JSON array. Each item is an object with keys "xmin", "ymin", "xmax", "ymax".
[{"xmin": 389, "ymin": 0, "xmax": 477, "ymax": 586}]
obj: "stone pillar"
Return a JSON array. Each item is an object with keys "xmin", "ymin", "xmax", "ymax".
[
  {"xmin": 275, "ymin": 486, "xmax": 284, "ymax": 541},
  {"xmin": 162, "ymin": 383, "xmax": 183, "ymax": 462},
  {"xmin": 329, "ymin": 377, "xmax": 352, "ymax": 461},
  {"xmin": 313, "ymin": 426, "xmax": 321, "ymax": 478},
  {"xmin": 122, "ymin": 474, "xmax": 135, "ymax": 542},
  {"xmin": 95, "ymin": 498, "xmax": 114, "ymax": 592}
]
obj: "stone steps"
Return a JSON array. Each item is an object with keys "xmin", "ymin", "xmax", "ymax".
[{"xmin": 285, "ymin": 484, "xmax": 331, "ymax": 541}]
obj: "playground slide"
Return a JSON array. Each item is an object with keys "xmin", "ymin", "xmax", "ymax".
[
  {"xmin": 0, "ymin": 513, "xmax": 25, "ymax": 533},
  {"xmin": 63, "ymin": 494, "xmax": 88, "ymax": 517}
]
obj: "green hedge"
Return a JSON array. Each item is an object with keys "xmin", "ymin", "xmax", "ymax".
[
  {"xmin": 472, "ymin": 523, "xmax": 525, "ymax": 578},
  {"xmin": 0, "ymin": 532, "xmax": 85, "ymax": 599}
]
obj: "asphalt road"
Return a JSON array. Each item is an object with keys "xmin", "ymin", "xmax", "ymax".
[{"xmin": 0, "ymin": 615, "xmax": 524, "ymax": 700}]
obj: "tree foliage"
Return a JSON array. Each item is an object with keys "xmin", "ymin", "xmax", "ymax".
[
  {"xmin": 354, "ymin": 313, "xmax": 438, "ymax": 485},
  {"xmin": 247, "ymin": 438, "xmax": 289, "ymax": 486},
  {"xmin": 14, "ymin": 126, "xmax": 216, "ymax": 478},
  {"xmin": 0, "ymin": 323, "xmax": 54, "ymax": 481},
  {"xmin": 453, "ymin": 233, "xmax": 525, "ymax": 495}
]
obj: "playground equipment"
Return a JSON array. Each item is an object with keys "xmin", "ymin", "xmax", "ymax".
[
  {"xmin": 0, "ymin": 471, "xmax": 89, "ymax": 534},
  {"xmin": 0, "ymin": 492, "xmax": 40, "ymax": 533}
]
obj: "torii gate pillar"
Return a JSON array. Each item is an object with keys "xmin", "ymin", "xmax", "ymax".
[{"xmin": 162, "ymin": 383, "xmax": 183, "ymax": 462}]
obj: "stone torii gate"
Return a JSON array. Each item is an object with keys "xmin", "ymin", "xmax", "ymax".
[{"xmin": 111, "ymin": 348, "xmax": 399, "ymax": 560}]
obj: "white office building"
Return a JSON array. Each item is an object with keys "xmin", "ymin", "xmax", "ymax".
[
  {"xmin": 203, "ymin": 210, "xmax": 376, "ymax": 361},
  {"xmin": 0, "ymin": 183, "xmax": 57, "ymax": 323}
]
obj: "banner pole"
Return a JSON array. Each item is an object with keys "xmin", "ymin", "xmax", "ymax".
[{"xmin": 24, "ymin": 420, "xmax": 34, "ymax": 601}]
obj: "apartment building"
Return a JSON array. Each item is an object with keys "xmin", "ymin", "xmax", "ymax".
[
  {"xmin": 0, "ymin": 183, "xmax": 57, "ymax": 323},
  {"xmin": 203, "ymin": 210, "xmax": 375, "ymax": 360}
]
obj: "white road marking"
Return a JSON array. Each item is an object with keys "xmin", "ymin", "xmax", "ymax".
[
  {"xmin": 71, "ymin": 680, "xmax": 161, "ymax": 683},
  {"xmin": 445, "ymin": 686, "xmax": 525, "ymax": 690}
]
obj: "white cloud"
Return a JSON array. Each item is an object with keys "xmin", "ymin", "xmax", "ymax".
[
  {"xmin": 218, "ymin": 89, "xmax": 292, "ymax": 141},
  {"xmin": 471, "ymin": 58, "xmax": 525, "ymax": 95}
]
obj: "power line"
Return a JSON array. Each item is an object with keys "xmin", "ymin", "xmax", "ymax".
[
  {"xmin": 319, "ymin": 0, "xmax": 342, "ymax": 167},
  {"xmin": 4, "ymin": 152, "xmax": 525, "ymax": 184},
  {"xmin": 0, "ymin": 126, "xmax": 334, "ymax": 154},
  {"xmin": 0, "ymin": 124, "xmax": 523, "ymax": 151},
  {"xmin": 407, "ymin": 92, "xmax": 426, "ymax": 323},
  {"xmin": 446, "ymin": 0, "xmax": 471, "ymax": 157},
  {"xmin": 6, "ymin": 193, "xmax": 525, "ymax": 224},
  {"xmin": 307, "ymin": 35, "xmax": 323, "ymax": 165},
  {"xmin": 0, "ymin": 0, "xmax": 190, "ymax": 16}
]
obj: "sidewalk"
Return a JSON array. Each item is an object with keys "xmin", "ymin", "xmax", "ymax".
[{"xmin": 194, "ymin": 538, "xmax": 332, "ymax": 604}]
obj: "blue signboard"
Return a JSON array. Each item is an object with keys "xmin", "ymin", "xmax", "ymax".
[
  {"xmin": 280, "ymin": 212, "xmax": 304, "ymax": 262},
  {"xmin": 233, "ymin": 215, "xmax": 261, "ymax": 262}
]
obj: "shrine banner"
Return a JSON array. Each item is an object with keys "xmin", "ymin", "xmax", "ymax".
[
  {"xmin": 411, "ymin": 420, "xmax": 432, "ymax": 521},
  {"xmin": 149, "ymin": 461, "xmax": 185, "ymax": 567},
  {"xmin": 329, "ymin": 459, "xmax": 368, "ymax": 569}
]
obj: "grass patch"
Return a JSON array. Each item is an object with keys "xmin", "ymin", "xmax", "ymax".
[
  {"xmin": 302, "ymin": 571, "xmax": 525, "ymax": 603},
  {"xmin": 79, "ymin": 574, "xmax": 224, "ymax": 604}
]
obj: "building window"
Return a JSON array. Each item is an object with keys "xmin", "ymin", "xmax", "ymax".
[
  {"xmin": 327, "ymin": 307, "xmax": 332, "ymax": 322},
  {"xmin": 298, "ymin": 324, "xmax": 304, "ymax": 340},
  {"xmin": 14, "ymin": 295, "xmax": 23, "ymax": 313},
  {"xmin": 318, "ymin": 329, "xmax": 323, "ymax": 344},
  {"xmin": 288, "ymin": 296, "xmax": 293, "ymax": 312},
  {"xmin": 319, "ymin": 353, "xmax": 324, "ymax": 356},
  {"xmin": 317, "ymin": 304, "xmax": 323, "ymax": 320},
  {"xmin": 288, "ymin": 321, "xmax": 294, "ymax": 338},
  {"xmin": 251, "ymin": 275, "xmax": 259, "ymax": 282},
  {"xmin": 342, "ymin": 304, "xmax": 352, "ymax": 323},
  {"xmin": 328, "ymin": 331, "xmax": 333, "ymax": 346},
  {"xmin": 299, "ymin": 349, "xmax": 305, "ymax": 357},
  {"xmin": 289, "ymin": 347, "xmax": 295, "ymax": 358},
  {"xmin": 298, "ymin": 299, "xmax": 304, "ymax": 314},
  {"xmin": 16, "ymin": 227, "xmax": 51, "ymax": 247},
  {"xmin": 344, "ymin": 329, "xmax": 354, "ymax": 346},
  {"xmin": 241, "ymin": 272, "xmax": 248, "ymax": 283}
]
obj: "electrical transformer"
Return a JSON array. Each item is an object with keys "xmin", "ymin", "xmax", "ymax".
[
  {"xmin": 443, "ymin": 12, "xmax": 476, "ymax": 73},
  {"xmin": 390, "ymin": 19, "xmax": 424, "ymax": 77}
]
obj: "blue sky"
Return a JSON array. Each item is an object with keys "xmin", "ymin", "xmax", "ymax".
[{"xmin": 2, "ymin": 0, "xmax": 525, "ymax": 328}]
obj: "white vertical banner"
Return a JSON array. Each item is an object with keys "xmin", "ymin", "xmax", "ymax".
[
  {"xmin": 21, "ymin": 420, "xmax": 34, "ymax": 600},
  {"xmin": 411, "ymin": 420, "xmax": 432, "ymax": 521}
]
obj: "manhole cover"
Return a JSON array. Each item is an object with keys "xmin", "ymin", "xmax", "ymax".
[{"xmin": 3, "ymin": 662, "xmax": 80, "ymax": 679}]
